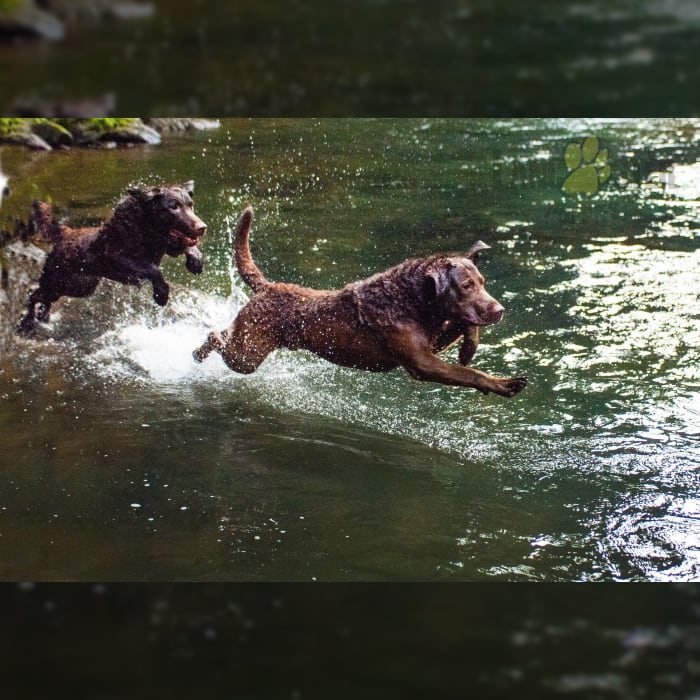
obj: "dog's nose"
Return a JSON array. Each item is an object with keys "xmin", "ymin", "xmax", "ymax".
[
  {"xmin": 196, "ymin": 222, "xmax": 207, "ymax": 236},
  {"xmin": 490, "ymin": 304, "xmax": 505, "ymax": 323}
]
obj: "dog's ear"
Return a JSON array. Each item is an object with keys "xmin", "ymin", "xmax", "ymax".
[
  {"xmin": 182, "ymin": 180, "xmax": 194, "ymax": 197},
  {"xmin": 424, "ymin": 266, "xmax": 451, "ymax": 299},
  {"xmin": 128, "ymin": 186, "xmax": 161, "ymax": 202},
  {"xmin": 465, "ymin": 240, "xmax": 490, "ymax": 263}
]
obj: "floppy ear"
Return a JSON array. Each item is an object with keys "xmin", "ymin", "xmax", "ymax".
[
  {"xmin": 465, "ymin": 240, "xmax": 491, "ymax": 263},
  {"xmin": 182, "ymin": 180, "xmax": 194, "ymax": 196},
  {"xmin": 424, "ymin": 266, "xmax": 451, "ymax": 299},
  {"xmin": 127, "ymin": 186, "xmax": 160, "ymax": 202}
]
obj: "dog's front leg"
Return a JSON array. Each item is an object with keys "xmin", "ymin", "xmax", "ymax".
[
  {"xmin": 185, "ymin": 246, "xmax": 204, "ymax": 274},
  {"xmin": 116, "ymin": 262, "xmax": 170, "ymax": 305},
  {"xmin": 408, "ymin": 354, "xmax": 527, "ymax": 397},
  {"xmin": 396, "ymin": 332, "xmax": 527, "ymax": 397},
  {"xmin": 119, "ymin": 260, "xmax": 170, "ymax": 306},
  {"xmin": 458, "ymin": 326, "xmax": 480, "ymax": 365},
  {"xmin": 112, "ymin": 259, "xmax": 170, "ymax": 305},
  {"xmin": 148, "ymin": 267, "xmax": 170, "ymax": 306}
]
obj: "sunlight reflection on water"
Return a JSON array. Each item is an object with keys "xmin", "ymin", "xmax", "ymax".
[{"xmin": 3, "ymin": 118, "xmax": 700, "ymax": 581}]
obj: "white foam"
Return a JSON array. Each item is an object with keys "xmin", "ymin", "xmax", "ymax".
[
  {"xmin": 88, "ymin": 288, "xmax": 240, "ymax": 383},
  {"xmin": 82, "ymin": 284, "xmax": 511, "ymax": 460}
]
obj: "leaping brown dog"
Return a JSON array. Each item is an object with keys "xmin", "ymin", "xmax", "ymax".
[
  {"xmin": 193, "ymin": 206, "xmax": 527, "ymax": 397},
  {"xmin": 18, "ymin": 181, "xmax": 207, "ymax": 334}
]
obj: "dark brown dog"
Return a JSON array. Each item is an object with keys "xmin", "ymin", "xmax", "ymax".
[
  {"xmin": 17, "ymin": 180, "xmax": 207, "ymax": 334},
  {"xmin": 194, "ymin": 206, "xmax": 526, "ymax": 397}
]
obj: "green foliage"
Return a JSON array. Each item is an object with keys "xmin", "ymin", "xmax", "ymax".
[
  {"xmin": 56, "ymin": 118, "xmax": 136, "ymax": 134},
  {"xmin": 0, "ymin": 0, "xmax": 25, "ymax": 14},
  {"xmin": 0, "ymin": 118, "xmax": 31, "ymax": 136}
]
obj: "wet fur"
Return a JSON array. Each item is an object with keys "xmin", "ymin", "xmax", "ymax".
[
  {"xmin": 194, "ymin": 206, "xmax": 527, "ymax": 397},
  {"xmin": 18, "ymin": 181, "xmax": 207, "ymax": 334}
]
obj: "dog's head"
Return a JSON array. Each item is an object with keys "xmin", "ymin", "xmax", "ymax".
[
  {"xmin": 127, "ymin": 180, "xmax": 207, "ymax": 254},
  {"xmin": 424, "ymin": 241, "xmax": 505, "ymax": 326}
]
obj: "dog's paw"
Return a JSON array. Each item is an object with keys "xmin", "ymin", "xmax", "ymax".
[
  {"xmin": 153, "ymin": 283, "xmax": 170, "ymax": 306},
  {"xmin": 16, "ymin": 315, "xmax": 37, "ymax": 336},
  {"xmin": 496, "ymin": 376, "xmax": 528, "ymax": 398},
  {"xmin": 562, "ymin": 136, "xmax": 611, "ymax": 194},
  {"xmin": 193, "ymin": 331, "xmax": 225, "ymax": 363},
  {"xmin": 192, "ymin": 345, "xmax": 207, "ymax": 363},
  {"xmin": 186, "ymin": 252, "xmax": 204, "ymax": 275},
  {"xmin": 36, "ymin": 304, "xmax": 50, "ymax": 323},
  {"xmin": 193, "ymin": 333, "xmax": 216, "ymax": 362}
]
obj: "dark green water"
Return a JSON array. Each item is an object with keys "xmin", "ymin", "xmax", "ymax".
[
  {"xmin": 1, "ymin": 118, "xmax": 700, "ymax": 581},
  {"xmin": 4, "ymin": 583, "xmax": 700, "ymax": 699},
  {"xmin": 2, "ymin": 0, "xmax": 700, "ymax": 115}
]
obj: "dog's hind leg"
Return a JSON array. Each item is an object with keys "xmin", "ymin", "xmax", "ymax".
[
  {"xmin": 193, "ymin": 330, "xmax": 226, "ymax": 362},
  {"xmin": 219, "ymin": 331, "xmax": 276, "ymax": 374},
  {"xmin": 193, "ymin": 311, "xmax": 278, "ymax": 374},
  {"xmin": 17, "ymin": 287, "xmax": 51, "ymax": 334}
]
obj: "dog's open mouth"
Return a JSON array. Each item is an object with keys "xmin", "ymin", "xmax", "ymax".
[
  {"xmin": 168, "ymin": 229, "xmax": 201, "ymax": 249},
  {"xmin": 464, "ymin": 308, "xmax": 505, "ymax": 326}
]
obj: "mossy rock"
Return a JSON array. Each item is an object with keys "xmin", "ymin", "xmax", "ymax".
[
  {"xmin": 30, "ymin": 119, "xmax": 73, "ymax": 147},
  {"xmin": 0, "ymin": 118, "xmax": 27, "ymax": 137},
  {"xmin": 61, "ymin": 118, "xmax": 161, "ymax": 146},
  {"xmin": 0, "ymin": 120, "xmax": 52, "ymax": 149},
  {"xmin": 0, "ymin": 118, "xmax": 218, "ymax": 150}
]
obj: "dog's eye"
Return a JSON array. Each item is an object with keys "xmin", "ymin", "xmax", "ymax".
[
  {"xmin": 169, "ymin": 201, "xmax": 180, "ymax": 210},
  {"xmin": 461, "ymin": 280, "xmax": 475, "ymax": 289}
]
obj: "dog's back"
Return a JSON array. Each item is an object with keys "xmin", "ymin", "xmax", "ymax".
[{"xmin": 31, "ymin": 200, "xmax": 67, "ymax": 245}]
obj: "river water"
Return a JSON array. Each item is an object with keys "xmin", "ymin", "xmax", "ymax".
[
  {"xmin": 2, "ymin": 0, "xmax": 700, "ymax": 115},
  {"xmin": 1, "ymin": 118, "xmax": 699, "ymax": 581}
]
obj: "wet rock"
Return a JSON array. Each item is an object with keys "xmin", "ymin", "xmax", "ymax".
[
  {"xmin": 145, "ymin": 118, "xmax": 222, "ymax": 133},
  {"xmin": 68, "ymin": 119, "xmax": 161, "ymax": 147},
  {"xmin": 0, "ymin": 239, "xmax": 46, "ymax": 355},
  {"xmin": 0, "ymin": 118, "xmax": 221, "ymax": 151},
  {"xmin": 29, "ymin": 119, "xmax": 73, "ymax": 147},
  {"xmin": 37, "ymin": 0, "xmax": 155, "ymax": 22},
  {"xmin": 0, "ymin": 166, "xmax": 9, "ymax": 210},
  {"xmin": 0, "ymin": 1, "xmax": 154, "ymax": 43},
  {"xmin": 0, "ymin": 128, "xmax": 52, "ymax": 150},
  {"xmin": 0, "ymin": 1, "xmax": 64, "ymax": 41},
  {"xmin": 0, "ymin": 119, "xmax": 165, "ymax": 149}
]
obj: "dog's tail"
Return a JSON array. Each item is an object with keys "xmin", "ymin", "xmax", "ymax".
[
  {"xmin": 234, "ymin": 205, "xmax": 268, "ymax": 292},
  {"xmin": 30, "ymin": 200, "xmax": 63, "ymax": 245}
]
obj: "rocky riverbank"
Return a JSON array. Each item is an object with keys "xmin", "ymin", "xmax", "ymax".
[
  {"xmin": 0, "ymin": 118, "xmax": 220, "ymax": 150},
  {"xmin": 0, "ymin": 0, "xmax": 155, "ymax": 40}
]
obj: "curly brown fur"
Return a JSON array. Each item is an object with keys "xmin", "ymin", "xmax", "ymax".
[
  {"xmin": 194, "ymin": 206, "xmax": 527, "ymax": 397},
  {"xmin": 17, "ymin": 181, "xmax": 207, "ymax": 334}
]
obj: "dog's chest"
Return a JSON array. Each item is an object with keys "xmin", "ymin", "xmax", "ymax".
[{"xmin": 433, "ymin": 319, "xmax": 464, "ymax": 352}]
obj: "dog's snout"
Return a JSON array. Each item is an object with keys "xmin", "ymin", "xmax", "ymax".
[
  {"xmin": 492, "ymin": 303, "xmax": 505, "ymax": 323},
  {"xmin": 189, "ymin": 215, "xmax": 207, "ymax": 238},
  {"xmin": 463, "ymin": 299, "xmax": 504, "ymax": 326}
]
